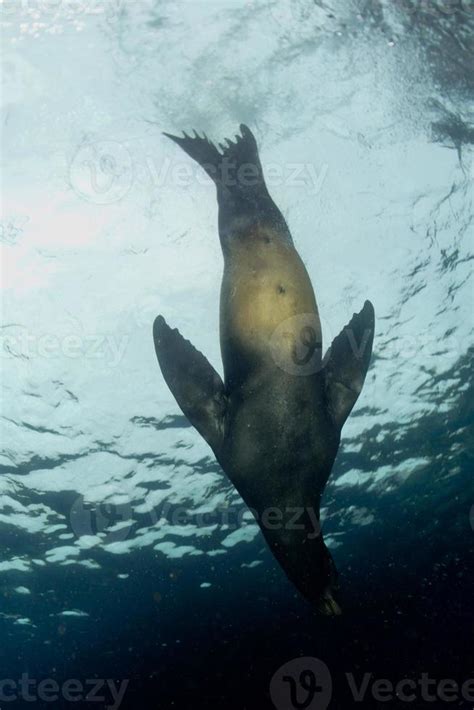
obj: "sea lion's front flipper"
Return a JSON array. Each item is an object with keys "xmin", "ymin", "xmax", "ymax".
[
  {"xmin": 324, "ymin": 300, "xmax": 375, "ymax": 430},
  {"xmin": 153, "ymin": 315, "xmax": 227, "ymax": 456}
]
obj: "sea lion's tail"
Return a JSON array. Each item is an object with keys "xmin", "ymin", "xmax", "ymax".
[{"xmin": 163, "ymin": 124, "xmax": 264, "ymax": 194}]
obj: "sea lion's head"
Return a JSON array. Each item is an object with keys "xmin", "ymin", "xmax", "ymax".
[{"xmin": 294, "ymin": 536, "xmax": 342, "ymax": 616}]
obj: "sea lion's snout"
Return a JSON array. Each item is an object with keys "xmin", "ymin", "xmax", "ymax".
[
  {"xmin": 316, "ymin": 588, "xmax": 342, "ymax": 616},
  {"xmin": 279, "ymin": 532, "xmax": 342, "ymax": 615},
  {"xmin": 318, "ymin": 545, "xmax": 342, "ymax": 616},
  {"xmin": 304, "ymin": 540, "xmax": 342, "ymax": 616}
]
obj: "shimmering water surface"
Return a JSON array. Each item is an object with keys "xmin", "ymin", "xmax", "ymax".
[{"xmin": 1, "ymin": 1, "xmax": 473, "ymax": 708}]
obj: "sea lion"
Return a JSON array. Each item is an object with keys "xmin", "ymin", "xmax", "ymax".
[{"xmin": 153, "ymin": 124, "xmax": 374, "ymax": 614}]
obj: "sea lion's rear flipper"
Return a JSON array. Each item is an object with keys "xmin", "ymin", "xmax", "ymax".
[
  {"xmin": 163, "ymin": 124, "xmax": 263, "ymax": 194},
  {"xmin": 324, "ymin": 300, "xmax": 375, "ymax": 430},
  {"xmin": 163, "ymin": 125, "xmax": 292, "ymax": 245},
  {"xmin": 153, "ymin": 315, "xmax": 227, "ymax": 456}
]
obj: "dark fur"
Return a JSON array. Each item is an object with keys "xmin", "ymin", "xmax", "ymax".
[{"xmin": 154, "ymin": 125, "xmax": 375, "ymax": 613}]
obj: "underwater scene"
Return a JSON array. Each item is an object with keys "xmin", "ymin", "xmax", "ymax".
[{"xmin": 1, "ymin": 1, "xmax": 473, "ymax": 708}]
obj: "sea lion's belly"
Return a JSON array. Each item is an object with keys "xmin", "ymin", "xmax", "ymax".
[
  {"xmin": 220, "ymin": 235, "xmax": 321, "ymax": 378},
  {"xmin": 220, "ymin": 380, "xmax": 338, "ymax": 512}
]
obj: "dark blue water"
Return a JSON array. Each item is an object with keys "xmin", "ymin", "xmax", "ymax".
[{"xmin": 1, "ymin": 1, "xmax": 473, "ymax": 708}]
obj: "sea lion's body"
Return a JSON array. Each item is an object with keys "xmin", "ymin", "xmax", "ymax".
[
  {"xmin": 218, "ymin": 227, "xmax": 341, "ymax": 609},
  {"xmin": 154, "ymin": 125, "xmax": 374, "ymax": 613}
]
